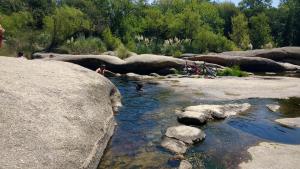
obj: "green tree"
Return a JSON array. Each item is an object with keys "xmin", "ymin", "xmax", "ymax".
[
  {"xmin": 43, "ymin": 6, "xmax": 91, "ymax": 50},
  {"xmin": 218, "ymin": 2, "xmax": 239, "ymax": 38},
  {"xmin": 249, "ymin": 13, "xmax": 272, "ymax": 48},
  {"xmin": 239, "ymin": 0, "xmax": 272, "ymax": 17},
  {"xmin": 230, "ymin": 13, "xmax": 250, "ymax": 50}
]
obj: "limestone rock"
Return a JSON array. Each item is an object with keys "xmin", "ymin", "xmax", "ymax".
[
  {"xmin": 0, "ymin": 57, "xmax": 121, "ymax": 169},
  {"xmin": 239, "ymin": 142, "xmax": 300, "ymax": 169},
  {"xmin": 161, "ymin": 137, "xmax": 188, "ymax": 154},
  {"xmin": 275, "ymin": 117, "xmax": 300, "ymax": 128},
  {"xmin": 179, "ymin": 103, "xmax": 251, "ymax": 125},
  {"xmin": 266, "ymin": 104, "xmax": 280, "ymax": 112},
  {"xmin": 165, "ymin": 125, "xmax": 206, "ymax": 144},
  {"xmin": 179, "ymin": 160, "xmax": 192, "ymax": 169}
]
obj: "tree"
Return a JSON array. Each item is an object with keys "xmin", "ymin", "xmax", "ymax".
[
  {"xmin": 249, "ymin": 13, "xmax": 272, "ymax": 48},
  {"xmin": 43, "ymin": 6, "xmax": 91, "ymax": 50},
  {"xmin": 218, "ymin": 2, "xmax": 239, "ymax": 38},
  {"xmin": 239, "ymin": 0, "xmax": 272, "ymax": 17},
  {"xmin": 230, "ymin": 13, "xmax": 250, "ymax": 50}
]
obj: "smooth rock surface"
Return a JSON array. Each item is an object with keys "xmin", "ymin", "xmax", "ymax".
[
  {"xmin": 266, "ymin": 104, "xmax": 280, "ymax": 112},
  {"xmin": 180, "ymin": 103, "xmax": 251, "ymax": 123},
  {"xmin": 179, "ymin": 160, "xmax": 193, "ymax": 169},
  {"xmin": 239, "ymin": 142, "xmax": 300, "ymax": 169},
  {"xmin": 177, "ymin": 110, "xmax": 210, "ymax": 125},
  {"xmin": 275, "ymin": 117, "xmax": 300, "ymax": 128},
  {"xmin": 161, "ymin": 137, "xmax": 188, "ymax": 154},
  {"xmin": 0, "ymin": 57, "xmax": 121, "ymax": 169},
  {"xmin": 165, "ymin": 125, "xmax": 205, "ymax": 144}
]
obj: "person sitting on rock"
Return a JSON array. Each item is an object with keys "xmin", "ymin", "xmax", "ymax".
[{"xmin": 96, "ymin": 64, "xmax": 116, "ymax": 77}]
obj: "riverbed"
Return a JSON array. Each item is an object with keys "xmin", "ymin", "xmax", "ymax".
[{"xmin": 99, "ymin": 77, "xmax": 300, "ymax": 169}]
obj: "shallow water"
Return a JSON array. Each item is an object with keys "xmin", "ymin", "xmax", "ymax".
[{"xmin": 99, "ymin": 78, "xmax": 300, "ymax": 169}]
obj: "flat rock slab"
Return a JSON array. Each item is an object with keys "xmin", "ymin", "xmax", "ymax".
[
  {"xmin": 178, "ymin": 103, "xmax": 251, "ymax": 125},
  {"xmin": 275, "ymin": 117, "xmax": 300, "ymax": 128},
  {"xmin": 161, "ymin": 137, "xmax": 188, "ymax": 154},
  {"xmin": 266, "ymin": 104, "xmax": 280, "ymax": 112},
  {"xmin": 239, "ymin": 142, "xmax": 300, "ymax": 169},
  {"xmin": 179, "ymin": 160, "xmax": 192, "ymax": 169},
  {"xmin": 165, "ymin": 125, "xmax": 205, "ymax": 144},
  {"xmin": 0, "ymin": 57, "xmax": 121, "ymax": 169}
]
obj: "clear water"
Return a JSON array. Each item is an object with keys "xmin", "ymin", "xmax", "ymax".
[{"xmin": 99, "ymin": 78, "xmax": 300, "ymax": 169}]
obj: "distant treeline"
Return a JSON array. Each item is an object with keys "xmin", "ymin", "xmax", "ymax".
[{"xmin": 0, "ymin": 0, "xmax": 299, "ymax": 57}]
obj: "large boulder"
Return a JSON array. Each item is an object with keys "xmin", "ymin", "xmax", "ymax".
[
  {"xmin": 222, "ymin": 47, "xmax": 300, "ymax": 66},
  {"xmin": 187, "ymin": 54, "xmax": 289, "ymax": 72},
  {"xmin": 0, "ymin": 57, "xmax": 121, "ymax": 169}
]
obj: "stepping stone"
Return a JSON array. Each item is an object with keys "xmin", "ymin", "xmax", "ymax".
[
  {"xmin": 165, "ymin": 125, "xmax": 206, "ymax": 144},
  {"xmin": 179, "ymin": 160, "xmax": 192, "ymax": 169},
  {"xmin": 161, "ymin": 137, "xmax": 188, "ymax": 154},
  {"xmin": 275, "ymin": 117, "xmax": 300, "ymax": 128},
  {"xmin": 266, "ymin": 104, "xmax": 280, "ymax": 112}
]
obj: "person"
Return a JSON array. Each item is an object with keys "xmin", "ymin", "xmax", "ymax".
[
  {"xmin": 17, "ymin": 52, "xmax": 26, "ymax": 58},
  {"xmin": 136, "ymin": 82, "xmax": 143, "ymax": 91},
  {"xmin": 0, "ymin": 24, "xmax": 5, "ymax": 48},
  {"xmin": 96, "ymin": 64, "xmax": 116, "ymax": 77}
]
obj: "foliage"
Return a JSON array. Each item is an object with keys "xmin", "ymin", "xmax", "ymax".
[
  {"xmin": 60, "ymin": 37, "xmax": 106, "ymax": 54},
  {"xmin": 217, "ymin": 66, "xmax": 248, "ymax": 77},
  {"xmin": 102, "ymin": 28, "xmax": 122, "ymax": 51},
  {"xmin": 43, "ymin": 6, "xmax": 91, "ymax": 49},
  {"xmin": 0, "ymin": 0, "xmax": 299, "ymax": 55},
  {"xmin": 249, "ymin": 13, "xmax": 273, "ymax": 49},
  {"xmin": 116, "ymin": 45, "xmax": 131, "ymax": 59},
  {"xmin": 230, "ymin": 13, "xmax": 251, "ymax": 50}
]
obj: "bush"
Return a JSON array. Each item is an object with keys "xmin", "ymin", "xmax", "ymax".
[
  {"xmin": 61, "ymin": 37, "xmax": 106, "ymax": 54},
  {"xmin": 102, "ymin": 28, "xmax": 122, "ymax": 50},
  {"xmin": 116, "ymin": 45, "xmax": 131, "ymax": 59},
  {"xmin": 217, "ymin": 66, "xmax": 248, "ymax": 77}
]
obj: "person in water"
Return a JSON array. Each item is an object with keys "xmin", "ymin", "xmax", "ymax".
[
  {"xmin": 96, "ymin": 64, "xmax": 116, "ymax": 77},
  {"xmin": 136, "ymin": 82, "xmax": 143, "ymax": 91}
]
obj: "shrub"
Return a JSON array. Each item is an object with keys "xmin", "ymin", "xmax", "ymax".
[
  {"xmin": 217, "ymin": 66, "xmax": 248, "ymax": 77},
  {"xmin": 102, "ymin": 28, "xmax": 122, "ymax": 50},
  {"xmin": 116, "ymin": 45, "xmax": 131, "ymax": 59},
  {"xmin": 61, "ymin": 37, "xmax": 106, "ymax": 54}
]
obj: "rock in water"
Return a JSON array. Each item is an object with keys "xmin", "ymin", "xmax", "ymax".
[
  {"xmin": 275, "ymin": 117, "xmax": 300, "ymax": 128},
  {"xmin": 179, "ymin": 160, "xmax": 193, "ymax": 169},
  {"xmin": 266, "ymin": 104, "xmax": 280, "ymax": 112},
  {"xmin": 165, "ymin": 125, "xmax": 206, "ymax": 144},
  {"xmin": 0, "ymin": 57, "xmax": 121, "ymax": 169},
  {"xmin": 187, "ymin": 103, "xmax": 250, "ymax": 118},
  {"xmin": 161, "ymin": 137, "xmax": 188, "ymax": 154}
]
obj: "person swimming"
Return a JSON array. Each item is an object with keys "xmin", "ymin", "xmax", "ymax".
[{"xmin": 136, "ymin": 82, "xmax": 143, "ymax": 91}]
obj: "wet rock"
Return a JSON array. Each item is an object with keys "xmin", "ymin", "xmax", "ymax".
[
  {"xmin": 165, "ymin": 125, "xmax": 206, "ymax": 144},
  {"xmin": 179, "ymin": 160, "xmax": 192, "ymax": 169},
  {"xmin": 266, "ymin": 104, "xmax": 280, "ymax": 112},
  {"xmin": 0, "ymin": 57, "xmax": 121, "ymax": 169},
  {"xmin": 177, "ymin": 111, "xmax": 211, "ymax": 125},
  {"xmin": 161, "ymin": 137, "xmax": 188, "ymax": 154},
  {"xmin": 125, "ymin": 73, "xmax": 154, "ymax": 80},
  {"xmin": 182, "ymin": 103, "xmax": 251, "ymax": 122},
  {"xmin": 275, "ymin": 117, "xmax": 300, "ymax": 128}
]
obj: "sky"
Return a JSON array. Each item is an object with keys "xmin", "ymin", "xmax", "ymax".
[
  {"xmin": 216, "ymin": 0, "xmax": 280, "ymax": 7},
  {"xmin": 148, "ymin": 0, "xmax": 281, "ymax": 7}
]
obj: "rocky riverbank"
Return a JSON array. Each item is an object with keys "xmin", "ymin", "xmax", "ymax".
[{"xmin": 0, "ymin": 57, "xmax": 121, "ymax": 169}]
